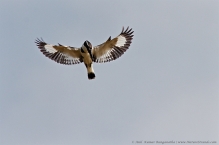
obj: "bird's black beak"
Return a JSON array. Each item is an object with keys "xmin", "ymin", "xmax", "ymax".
[
  {"xmin": 85, "ymin": 40, "xmax": 93, "ymax": 59},
  {"xmin": 87, "ymin": 48, "xmax": 93, "ymax": 59}
]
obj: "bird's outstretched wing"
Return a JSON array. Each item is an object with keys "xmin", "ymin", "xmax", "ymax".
[
  {"xmin": 35, "ymin": 38, "xmax": 82, "ymax": 65},
  {"xmin": 92, "ymin": 27, "xmax": 134, "ymax": 63}
]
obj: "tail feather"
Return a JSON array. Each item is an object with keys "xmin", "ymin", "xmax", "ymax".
[{"xmin": 88, "ymin": 72, "xmax": 95, "ymax": 80}]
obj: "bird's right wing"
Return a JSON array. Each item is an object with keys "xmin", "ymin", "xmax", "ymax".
[
  {"xmin": 35, "ymin": 38, "xmax": 82, "ymax": 65},
  {"xmin": 92, "ymin": 27, "xmax": 134, "ymax": 63}
]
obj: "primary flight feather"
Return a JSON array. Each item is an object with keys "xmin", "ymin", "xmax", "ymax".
[{"xmin": 35, "ymin": 26, "xmax": 134, "ymax": 80}]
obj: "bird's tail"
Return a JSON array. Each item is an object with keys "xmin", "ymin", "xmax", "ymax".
[
  {"xmin": 88, "ymin": 72, "xmax": 95, "ymax": 80},
  {"xmin": 87, "ymin": 64, "xmax": 95, "ymax": 80}
]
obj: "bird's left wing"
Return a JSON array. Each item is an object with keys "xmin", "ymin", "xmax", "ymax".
[
  {"xmin": 35, "ymin": 38, "xmax": 82, "ymax": 65},
  {"xmin": 92, "ymin": 27, "xmax": 134, "ymax": 63}
]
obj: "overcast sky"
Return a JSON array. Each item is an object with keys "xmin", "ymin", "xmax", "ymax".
[{"xmin": 0, "ymin": 0, "xmax": 218, "ymax": 145}]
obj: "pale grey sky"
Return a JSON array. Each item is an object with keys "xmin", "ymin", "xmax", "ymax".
[{"xmin": 0, "ymin": 0, "xmax": 218, "ymax": 145}]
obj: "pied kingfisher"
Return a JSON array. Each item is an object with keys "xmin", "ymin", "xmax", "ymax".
[{"xmin": 35, "ymin": 27, "xmax": 134, "ymax": 80}]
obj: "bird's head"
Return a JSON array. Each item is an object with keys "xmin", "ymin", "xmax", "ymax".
[
  {"xmin": 82, "ymin": 40, "xmax": 93, "ymax": 58},
  {"xmin": 82, "ymin": 40, "xmax": 92, "ymax": 51}
]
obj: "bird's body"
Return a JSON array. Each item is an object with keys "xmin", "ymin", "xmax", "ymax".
[
  {"xmin": 80, "ymin": 41, "xmax": 95, "ymax": 79},
  {"xmin": 35, "ymin": 27, "xmax": 134, "ymax": 80}
]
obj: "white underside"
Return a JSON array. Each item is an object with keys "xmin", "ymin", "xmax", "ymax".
[
  {"xmin": 87, "ymin": 64, "xmax": 94, "ymax": 73},
  {"xmin": 82, "ymin": 52, "xmax": 95, "ymax": 73}
]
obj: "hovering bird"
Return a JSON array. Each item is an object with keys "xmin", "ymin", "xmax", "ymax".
[{"xmin": 35, "ymin": 26, "xmax": 134, "ymax": 80}]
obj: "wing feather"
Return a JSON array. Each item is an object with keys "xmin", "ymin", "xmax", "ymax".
[
  {"xmin": 92, "ymin": 26, "xmax": 134, "ymax": 63},
  {"xmin": 35, "ymin": 38, "xmax": 82, "ymax": 65}
]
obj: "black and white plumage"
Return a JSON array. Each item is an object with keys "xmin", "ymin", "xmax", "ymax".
[{"xmin": 35, "ymin": 26, "xmax": 134, "ymax": 80}]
